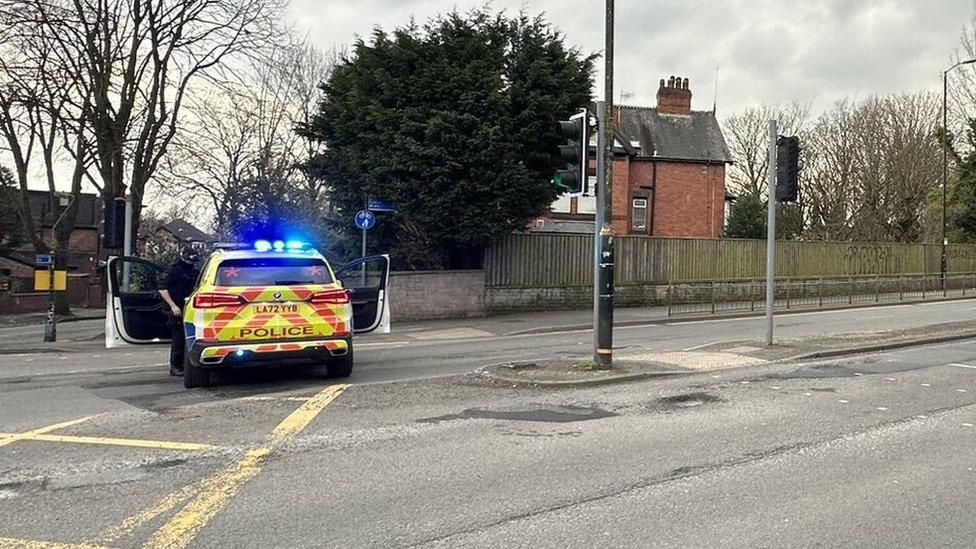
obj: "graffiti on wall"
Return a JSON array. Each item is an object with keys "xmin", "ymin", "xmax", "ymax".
[{"xmin": 843, "ymin": 244, "xmax": 903, "ymax": 275}]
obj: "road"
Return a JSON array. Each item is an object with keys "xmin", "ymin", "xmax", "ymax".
[
  {"xmin": 2, "ymin": 301, "xmax": 976, "ymax": 547},
  {"xmin": 3, "ymin": 298, "xmax": 976, "ymax": 381}
]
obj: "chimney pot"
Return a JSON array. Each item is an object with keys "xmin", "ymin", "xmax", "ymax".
[{"xmin": 656, "ymin": 74, "xmax": 692, "ymax": 115}]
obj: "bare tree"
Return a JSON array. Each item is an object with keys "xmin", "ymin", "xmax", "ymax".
[
  {"xmin": 1, "ymin": 0, "xmax": 286, "ymax": 237},
  {"xmin": 949, "ymin": 21, "xmax": 976, "ymax": 145},
  {"xmin": 803, "ymin": 100, "xmax": 858, "ymax": 240},
  {"xmin": 160, "ymin": 38, "xmax": 338, "ymax": 236},
  {"xmin": 722, "ymin": 101, "xmax": 811, "ymax": 197},
  {"xmin": 724, "ymin": 93, "xmax": 940, "ymax": 244},
  {"xmin": 0, "ymin": 9, "xmax": 94, "ymax": 313},
  {"xmin": 793, "ymin": 93, "xmax": 941, "ymax": 243}
]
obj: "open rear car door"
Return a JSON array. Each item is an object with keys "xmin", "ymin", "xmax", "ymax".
[
  {"xmin": 105, "ymin": 256, "xmax": 171, "ymax": 348},
  {"xmin": 335, "ymin": 254, "xmax": 391, "ymax": 334}
]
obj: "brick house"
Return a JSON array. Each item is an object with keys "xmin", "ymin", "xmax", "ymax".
[
  {"xmin": 151, "ymin": 219, "xmax": 215, "ymax": 245},
  {"xmin": 544, "ymin": 76, "xmax": 733, "ymax": 238},
  {"xmin": 0, "ymin": 190, "xmax": 104, "ymax": 312}
]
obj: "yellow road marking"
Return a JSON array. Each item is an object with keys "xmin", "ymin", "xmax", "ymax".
[
  {"xmin": 239, "ymin": 396, "xmax": 311, "ymax": 402},
  {"xmin": 270, "ymin": 384, "xmax": 346, "ymax": 442},
  {"xmin": 95, "ymin": 484, "xmax": 199, "ymax": 546},
  {"xmin": 0, "ymin": 416, "xmax": 92, "ymax": 449},
  {"xmin": 21, "ymin": 433, "xmax": 216, "ymax": 452},
  {"xmin": 139, "ymin": 384, "xmax": 348, "ymax": 549},
  {"xmin": 0, "ymin": 538, "xmax": 109, "ymax": 548},
  {"xmin": 142, "ymin": 448, "xmax": 269, "ymax": 549}
]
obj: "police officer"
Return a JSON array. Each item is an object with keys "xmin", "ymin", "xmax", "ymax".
[{"xmin": 158, "ymin": 245, "xmax": 201, "ymax": 377}]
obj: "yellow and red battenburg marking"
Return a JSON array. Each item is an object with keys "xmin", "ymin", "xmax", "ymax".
[
  {"xmin": 200, "ymin": 339, "xmax": 348, "ymax": 360},
  {"xmin": 187, "ymin": 282, "xmax": 350, "ymax": 345}
]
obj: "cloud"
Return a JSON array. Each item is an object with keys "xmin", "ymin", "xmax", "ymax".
[{"xmin": 288, "ymin": 0, "xmax": 973, "ymax": 113}]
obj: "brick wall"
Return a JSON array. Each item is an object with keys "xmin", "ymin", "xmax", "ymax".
[
  {"xmin": 607, "ymin": 157, "xmax": 726, "ymax": 239},
  {"xmin": 610, "ymin": 155, "xmax": 631, "ymax": 234},
  {"xmin": 651, "ymin": 161, "xmax": 726, "ymax": 238},
  {"xmin": 0, "ymin": 275, "xmax": 102, "ymax": 314},
  {"xmin": 0, "ymin": 257, "xmax": 34, "ymax": 278},
  {"xmin": 388, "ymin": 270, "xmax": 486, "ymax": 320},
  {"xmin": 485, "ymin": 284, "xmax": 670, "ymax": 314},
  {"xmin": 38, "ymin": 226, "xmax": 99, "ymax": 253}
]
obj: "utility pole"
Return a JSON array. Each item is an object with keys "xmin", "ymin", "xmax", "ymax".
[
  {"xmin": 594, "ymin": 0, "xmax": 615, "ymax": 368},
  {"xmin": 942, "ymin": 58, "xmax": 976, "ymax": 294},
  {"xmin": 764, "ymin": 120, "xmax": 777, "ymax": 347}
]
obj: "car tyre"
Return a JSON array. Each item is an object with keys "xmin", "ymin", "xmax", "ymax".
[
  {"xmin": 184, "ymin": 364, "xmax": 211, "ymax": 388},
  {"xmin": 326, "ymin": 347, "xmax": 354, "ymax": 378}
]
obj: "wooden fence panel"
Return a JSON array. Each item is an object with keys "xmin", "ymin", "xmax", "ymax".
[{"xmin": 484, "ymin": 234, "xmax": 976, "ymax": 288}]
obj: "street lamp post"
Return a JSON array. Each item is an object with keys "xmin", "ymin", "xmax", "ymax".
[{"xmin": 942, "ymin": 58, "xmax": 976, "ymax": 293}]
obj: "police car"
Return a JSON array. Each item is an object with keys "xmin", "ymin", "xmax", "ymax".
[{"xmin": 105, "ymin": 241, "xmax": 390, "ymax": 388}]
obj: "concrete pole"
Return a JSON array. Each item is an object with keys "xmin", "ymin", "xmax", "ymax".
[{"xmin": 765, "ymin": 120, "xmax": 778, "ymax": 347}]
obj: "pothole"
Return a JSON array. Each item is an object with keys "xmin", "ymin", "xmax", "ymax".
[
  {"xmin": 652, "ymin": 392, "xmax": 723, "ymax": 410},
  {"xmin": 141, "ymin": 458, "xmax": 187, "ymax": 471},
  {"xmin": 772, "ymin": 363, "xmax": 860, "ymax": 380},
  {"xmin": 418, "ymin": 405, "xmax": 617, "ymax": 424}
]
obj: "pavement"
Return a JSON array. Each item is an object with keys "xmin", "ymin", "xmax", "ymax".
[
  {"xmin": 3, "ymin": 300, "xmax": 976, "ymax": 547},
  {"xmin": 0, "ymin": 307, "xmax": 103, "ymax": 327}
]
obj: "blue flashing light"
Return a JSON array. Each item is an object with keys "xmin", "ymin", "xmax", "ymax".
[
  {"xmin": 235, "ymin": 349, "xmax": 245, "ymax": 357},
  {"xmin": 285, "ymin": 240, "xmax": 305, "ymax": 251},
  {"xmin": 254, "ymin": 240, "xmax": 272, "ymax": 252},
  {"xmin": 272, "ymin": 240, "xmax": 285, "ymax": 252}
]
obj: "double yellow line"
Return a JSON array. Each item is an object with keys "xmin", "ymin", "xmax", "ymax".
[{"xmin": 128, "ymin": 384, "xmax": 348, "ymax": 549}]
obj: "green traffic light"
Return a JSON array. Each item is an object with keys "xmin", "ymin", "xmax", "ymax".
[{"xmin": 553, "ymin": 171, "xmax": 565, "ymax": 189}]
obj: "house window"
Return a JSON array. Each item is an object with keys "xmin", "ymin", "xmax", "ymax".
[{"xmin": 631, "ymin": 197, "xmax": 648, "ymax": 232}]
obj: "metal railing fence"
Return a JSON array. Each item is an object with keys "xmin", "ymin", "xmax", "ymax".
[{"xmin": 666, "ymin": 273, "xmax": 976, "ymax": 317}]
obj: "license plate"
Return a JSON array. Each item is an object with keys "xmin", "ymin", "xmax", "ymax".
[{"xmin": 251, "ymin": 303, "xmax": 299, "ymax": 314}]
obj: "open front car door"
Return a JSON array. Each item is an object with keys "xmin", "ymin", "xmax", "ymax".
[
  {"xmin": 335, "ymin": 254, "xmax": 391, "ymax": 334},
  {"xmin": 105, "ymin": 256, "xmax": 171, "ymax": 348}
]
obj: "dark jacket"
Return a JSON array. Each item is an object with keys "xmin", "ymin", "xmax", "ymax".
[{"xmin": 158, "ymin": 260, "xmax": 201, "ymax": 309}]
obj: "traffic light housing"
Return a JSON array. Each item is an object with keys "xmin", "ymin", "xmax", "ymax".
[
  {"xmin": 554, "ymin": 109, "xmax": 589, "ymax": 196},
  {"xmin": 103, "ymin": 197, "xmax": 126, "ymax": 249},
  {"xmin": 776, "ymin": 135, "xmax": 800, "ymax": 202}
]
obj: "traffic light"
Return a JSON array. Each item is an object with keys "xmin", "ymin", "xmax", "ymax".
[
  {"xmin": 776, "ymin": 135, "xmax": 800, "ymax": 202},
  {"xmin": 555, "ymin": 109, "xmax": 589, "ymax": 196},
  {"xmin": 103, "ymin": 197, "xmax": 126, "ymax": 249}
]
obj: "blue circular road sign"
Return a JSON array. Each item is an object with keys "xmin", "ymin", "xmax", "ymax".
[{"xmin": 355, "ymin": 209, "xmax": 376, "ymax": 230}]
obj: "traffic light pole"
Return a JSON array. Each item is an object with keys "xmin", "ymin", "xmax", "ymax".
[
  {"xmin": 764, "ymin": 119, "xmax": 777, "ymax": 346},
  {"xmin": 594, "ymin": 0, "xmax": 615, "ymax": 368}
]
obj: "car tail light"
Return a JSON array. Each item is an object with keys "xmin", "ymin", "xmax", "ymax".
[
  {"xmin": 308, "ymin": 289, "xmax": 349, "ymax": 305},
  {"xmin": 193, "ymin": 292, "xmax": 246, "ymax": 309}
]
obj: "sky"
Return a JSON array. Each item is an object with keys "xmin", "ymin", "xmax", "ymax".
[{"xmin": 288, "ymin": 0, "xmax": 976, "ymax": 115}]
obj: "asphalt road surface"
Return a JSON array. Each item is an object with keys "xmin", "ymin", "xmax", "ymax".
[
  {"xmin": 3, "ymin": 298, "xmax": 976, "ymax": 381},
  {"xmin": 3, "ymin": 301, "xmax": 976, "ymax": 547}
]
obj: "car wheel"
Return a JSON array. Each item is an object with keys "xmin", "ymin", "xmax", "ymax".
[
  {"xmin": 184, "ymin": 364, "xmax": 211, "ymax": 388},
  {"xmin": 326, "ymin": 347, "xmax": 354, "ymax": 378}
]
